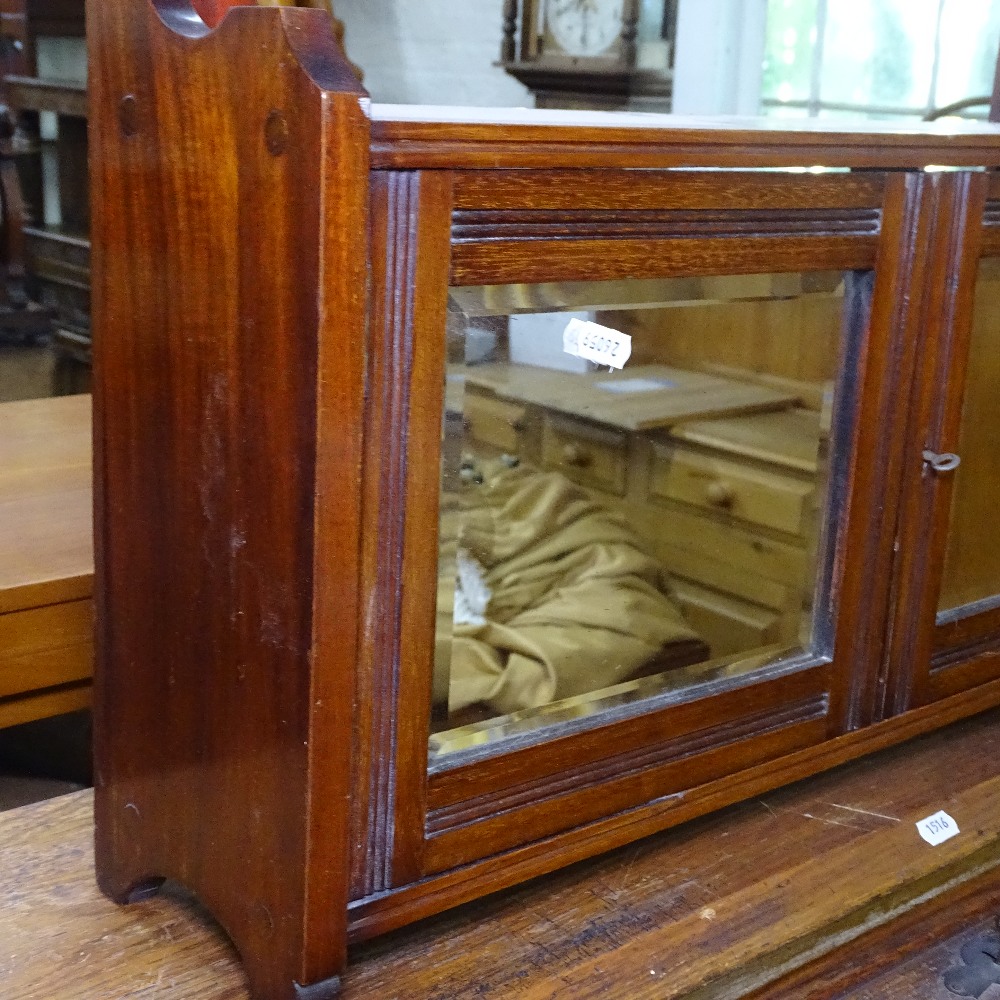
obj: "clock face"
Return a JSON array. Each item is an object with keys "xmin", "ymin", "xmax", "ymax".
[{"xmin": 545, "ymin": 0, "xmax": 626, "ymax": 58}]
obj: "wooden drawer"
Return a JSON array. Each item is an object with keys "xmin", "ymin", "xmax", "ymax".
[
  {"xmin": 649, "ymin": 441, "xmax": 815, "ymax": 537},
  {"xmin": 658, "ymin": 542, "xmax": 795, "ymax": 612},
  {"xmin": 541, "ymin": 414, "xmax": 627, "ymax": 496},
  {"xmin": 671, "ymin": 578, "xmax": 783, "ymax": 659},
  {"xmin": 463, "ymin": 392, "xmax": 528, "ymax": 454},
  {"xmin": 0, "ymin": 598, "xmax": 93, "ymax": 699},
  {"xmin": 627, "ymin": 499, "xmax": 808, "ymax": 589}
]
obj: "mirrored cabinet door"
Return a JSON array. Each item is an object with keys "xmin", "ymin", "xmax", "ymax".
[
  {"xmin": 430, "ymin": 270, "xmax": 850, "ymax": 757},
  {"xmin": 937, "ymin": 257, "xmax": 1000, "ymax": 622},
  {"xmin": 924, "ymin": 249, "xmax": 1000, "ymax": 697},
  {"xmin": 357, "ymin": 167, "xmax": 923, "ymax": 892},
  {"xmin": 887, "ymin": 172, "xmax": 1000, "ymax": 712}
]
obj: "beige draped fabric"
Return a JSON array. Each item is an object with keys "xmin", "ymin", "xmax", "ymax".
[{"xmin": 435, "ymin": 464, "xmax": 700, "ymax": 716}]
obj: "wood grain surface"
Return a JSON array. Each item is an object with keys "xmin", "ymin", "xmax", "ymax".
[
  {"xmin": 86, "ymin": 3, "xmax": 1000, "ymax": 992},
  {"xmin": 88, "ymin": 3, "xmax": 369, "ymax": 995},
  {"xmin": 368, "ymin": 107, "xmax": 1000, "ymax": 171},
  {"xmin": 825, "ymin": 910, "xmax": 1000, "ymax": 1000},
  {"xmin": 0, "ymin": 393, "xmax": 92, "ymax": 728},
  {"xmin": 746, "ymin": 860, "xmax": 1000, "ymax": 999},
  {"xmin": 4, "ymin": 706, "xmax": 1000, "ymax": 999},
  {"xmin": 0, "ymin": 394, "xmax": 91, "ymax": 611}
]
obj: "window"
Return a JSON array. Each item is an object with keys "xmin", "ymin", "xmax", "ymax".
[{"xmin": 762, "ymin": 0, "xmax": 1000, "ymax": 120}]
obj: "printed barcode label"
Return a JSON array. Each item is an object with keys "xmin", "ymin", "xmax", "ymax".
[
  {"xmin": 564, "ymin": 318, "xmax": 632, "ymax": 370},
  {"xmin": 916, "ymin": 810, "xmax": 959, "ymax": 846}
]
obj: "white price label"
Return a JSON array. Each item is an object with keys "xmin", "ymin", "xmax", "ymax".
[
  {"xmin": 916, "ymin": 810, "xmax": 959, "ymax": 846},
  {"xmin": 563, "ymin": 318, "xmax": 632, "ymax": 370}
]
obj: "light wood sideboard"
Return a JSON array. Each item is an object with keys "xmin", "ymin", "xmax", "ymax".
[{"xmin": 0, "ymin": 393, "xmax": 93, "ymax": 728}]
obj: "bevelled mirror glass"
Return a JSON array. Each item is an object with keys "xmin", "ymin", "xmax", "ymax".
[
  {"xmin": 430, "ymin": 269, "xmax": 871, "ymax": 759},
  {"xmin": 938, "ymin": 256, "xmax": 1000, "ymax": 622}
]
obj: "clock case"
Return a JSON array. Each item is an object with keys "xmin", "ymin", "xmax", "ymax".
[
  {"xmin": 501, "ymin": 0, "xmax": 673, "ymax": 109},
  {"xmin": 89, "ymin": 2, "xmax": 1000, "ymax": 998}
]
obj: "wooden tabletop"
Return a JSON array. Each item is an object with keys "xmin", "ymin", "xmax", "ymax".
[
  {"xmin": 0, "ymin": 393, "xmax": 92, "ymax": 614},
  {"xmin": 4, "ymin": 706, "xmax": 1000, "ymax": 999}
]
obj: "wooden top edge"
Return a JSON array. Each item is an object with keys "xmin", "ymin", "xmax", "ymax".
[
  {"xmin": 368, "ymin": 106, "xmax": 1000, "ymax": 170},
  {"xmin": 0, "ymin": 573, "xmax": 93, "ymax": 613},
  {"xmin": 368, "ymin": 104, "xmax": 1000, "ymax": 169},
  {"xmin": 0, "ymin": 393, "xmax": 90, "ymax": 420},
  {"xmin": 368, "ymin": 104, "xmax": 1000, "ymax": 154}
]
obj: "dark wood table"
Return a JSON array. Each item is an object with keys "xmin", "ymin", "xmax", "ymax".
[{"xmin": 4, "ymin": 706, "xmax": 1000, "ymax": 999}]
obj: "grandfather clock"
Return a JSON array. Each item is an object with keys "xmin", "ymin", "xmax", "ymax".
[{"xmin": 500, "ymin": 0, "xmax": 676, "ymax": 110}]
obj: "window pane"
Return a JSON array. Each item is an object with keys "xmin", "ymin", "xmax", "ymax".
[
  {"xmin": 430, "ymin": 270, "xmax": 866, "ymax": 758},
  {"xmin": 638, "ymin": 0, "xmax": 665, "ymax": 40},
  {"xmin": 821, "ymin": 0, "xmax": 939, "ymax": 112},
  {"xmin": 934, "ymin": 0, "xmax": 1000, "ymax": 110},
  {"xmin": 761, "ymin": 0, "xmax": 819, "ymax": 106},
  {"xmin": 816, "ymin": 107, "xmax": 926, "ymax": 122}
]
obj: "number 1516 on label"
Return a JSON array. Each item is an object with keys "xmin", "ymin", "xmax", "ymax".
[{"xmin": 916, "ymin": 810, "xmax": 959, "ymax": 846}]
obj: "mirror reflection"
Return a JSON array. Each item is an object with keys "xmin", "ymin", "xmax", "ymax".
[
  {"xmin": 431, "ymin": 270, "xmax": 867, "ymax": 757},
  {"xmin": 938, "ymin": 257, "xmax": 1000, "ymax": 619}
]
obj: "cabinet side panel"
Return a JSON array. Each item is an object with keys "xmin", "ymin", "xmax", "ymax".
[{"xmin": 89, "ymin": 3, "xmax": 368, "ymax": 996}]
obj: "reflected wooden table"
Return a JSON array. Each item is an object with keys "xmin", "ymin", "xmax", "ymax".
[
  {"xmin": 4, "ymin": 706, "xmax": 1000, "ymax": 999},
  {"xmin": 0, "ymin": 393, "xmax": 93, "ymax": 728}
]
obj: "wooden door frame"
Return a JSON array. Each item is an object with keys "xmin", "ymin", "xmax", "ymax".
[
  {"xmin": 883, "ymin": 170, "xmax": 1000, "ymax": 713},
  {"xmin": 348, "ymin": 166, "xmax": 946, "ymax": 928}
]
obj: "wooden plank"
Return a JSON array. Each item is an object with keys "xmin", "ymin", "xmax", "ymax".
[
  {"xmin": 4, "ymin": 707, "xmax": 1000, "ymax": 999},
  {"xmin": 464, "ymin": 363, "xmax": 797, "ymax": 431},
  {"xmin": 88, "ymin": 4, "xmax": 370, "ymax": 995},
  {"xmin": 748, "ymin": 859, "xmax": 1000, "ymax": 998},
  {"xmin": 452, "ymin": 170, "xmax": 887, "ymax": 212},
  {"xmin": 369, "ymin": 107, "xmax": 1000, "ymax": 170},
  {"xmin": 519, "ymin": 770, "xmax": 1000, "ymax": 1000},
  {"xmin": 0, "ymin": 467, "xmax": 93, "ymax": 611},
  {"xmin": 671, "ymin": 408, "xmax": 823, "ymax": 475},
  {"xmin": 450, "ymin": 234, "xmax": 876, "ymax": 287},
  {"xmin": 0, "ymin": 681, "xmax": 90, "ymax": 729},
  {"xmin": 4, "ymin": 74, "xmax": 87, "ymax": 117}
]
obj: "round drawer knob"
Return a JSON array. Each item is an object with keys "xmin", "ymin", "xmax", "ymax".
[
  {"xmin": 705, "ymin": 480, "xmax": 734, "ymax": 507},
  {"xmin": 562, "ymin": 443, "xmax": 592, "ymax": 468}
]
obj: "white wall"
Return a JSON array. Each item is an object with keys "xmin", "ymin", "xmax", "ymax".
[
  {"xmin": 333, "ymin": 0, "xmax": 530, "ymax": 107},
  {"xmin": 672, "ymin": 0, "xmax": 766, "ymax": 115}
]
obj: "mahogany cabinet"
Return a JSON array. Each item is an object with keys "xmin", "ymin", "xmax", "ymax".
[{"xmin": 87, "ymin": 2, "xmax": 1000, "ymax": 998}]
